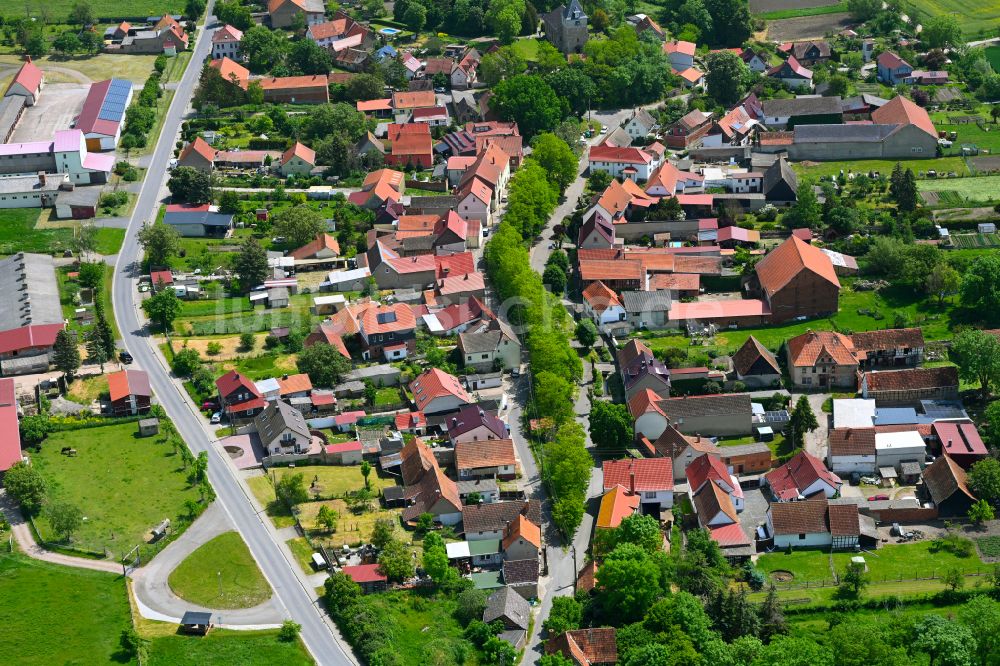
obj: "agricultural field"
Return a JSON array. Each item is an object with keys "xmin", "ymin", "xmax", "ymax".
[
  {"xmin": 908, "ymin": 0, "xmax": 1000, "ymax": 37},
  {"xmin": 0, "ymin": 53, "xmax": 158, "ymax": 84},
  {"xmin": 2, "ymin": 0, "xmax": 185, "ymax": 21},
  {"xmin": 764, "ymin": 12, "xmax": 853, "ymax": 40},
  {"xmin": 917, "ymin": 174, "xmax": 1000, "ymax": 203},
  {"xmin": 31, "ymin": 421, "xmax": 202, "ymax": 559},
  {"xmin": 167, "ymin": 531, "xmax": 272, "ymax": 609},
  {"xmin": 0, "ymin": 551, "xmax": 132, "ymax": 665},
  {"xmin": 793, "ymin": 156, "xmax": 970, "ymax": 179},
  {"xmin": 753, "ymin": 0, "xmax": 847, "ymax": 20},
  {"xmin": 950, "ymin": 233, "xmax": 1000, "ymax": 248}
]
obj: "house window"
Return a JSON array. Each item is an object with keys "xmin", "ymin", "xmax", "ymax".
[
  {"xmin": 799, "ymin": 533, "xmax": 806, "ymax": 540},
  {"xmin": 645, "ymin": 492, "xmax": 656, "ymax": 499}
]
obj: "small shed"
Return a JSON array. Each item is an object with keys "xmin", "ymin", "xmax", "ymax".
[
  {"xmin": 138, "ymin": 418, "xmax": 160, "ymax": 437},
  {"xmin": 267, "ymin": 287, "xmax": 290, "ymax": 309},
  {"xmin": 382, "ymin": 485, "xmax": 406, "ymax": 508},
  {"xmin": 979, "ymin": 223, "xmax": 996, "ymax": 234},
  {"xmin": 151, "ymin": 518, "xmax": 170, "ymax": 541},
  {"xmin": 180, "ymin": 611, "xmax": 213, "ymax": 635}
]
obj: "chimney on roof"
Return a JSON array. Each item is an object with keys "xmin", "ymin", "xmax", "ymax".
[{"xmin": 629, "ymin": 469, "xmax": 635, "ymax": 495}]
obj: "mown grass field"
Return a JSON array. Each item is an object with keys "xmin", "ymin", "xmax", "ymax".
[
  {"xmin": 2, "ymin": 0, "xmax": 185, "ymax": 21},
  {"xmin": 147, "ymin": 630, "xmax": 313, "ymax": 666},
  {"xmin": 908, "ymin": 0, "xmax": 1000, "ymax": 37},
  {"xmin": 246, "ymin": 475, "xmax": 298, "ymax": 529},
  {"xmin": 757, "ymin": 1, "xmax": 847, "ymax": 20},
  {"xmin": 31, "ymin": 422, "xmax": 200, "ymax": 559},
  {"xmin": 917, "ymin": 174, "xmax": 1000, "ymax": 203},
  {"xmin": 167, "ymin": 531, "xmax": 272, "ymax": 609},
  {"xmin": 271, "ymin": 465, "xmax": 395, "ymax": 500},
  {"xmin": 0, "ymin": 53, "xmax": 157, "ymax": 84},
  {"xmin": 793, "ymin": 156, "xmax": 970, "ymax": 179},
  {"xmin": 0, "ymin": 209, "xmax": 75, "ymax": 255},
  {"xmin": 0, "ymin": 551, "xmax": 132, "ymax": 665}
]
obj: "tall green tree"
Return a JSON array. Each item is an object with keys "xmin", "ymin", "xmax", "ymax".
[
  {"xmin": 142, "ymin": 288, "xmax": 182, "ymax": 332},
  {"xmin": 530, "ymin": 133, "xmax": 578, "ymax": 191},
  {"xmin": 233, "ymin": 237, "xmax": 269, "ymax": 293},
  {"xmin": 47, "ymin": 501, "xmax": 83, "ymax": 542},
  {"xmin": 240, "ymin": 26, "xmax": 289, "ymax": 73},
  {"xmin": 288, "ymin": 38, "xmax": 332, "ymax": 75},
  {"xmin": 53, "ymin": 329, "xmax": 81, "ymax": 380},
  {"xmin": 926, "ymin": 262, "xmax": 960, "ymax": 306},
  {"xmin": 3, "ymin": 461, "xmax": 46, "ymax": 515},
  {"xmin": 296, "ymin": 343, "xmax": 352, "ymax": 387},
  {"xmin": 950, "ymin": 328, "xmax": 1000, "ymax": 397},
  {"xmin": 596, "ymin": 544, "xmax": 664, "ymax": 623},
  {"xmin": 705, "ymin": 51, "xmax": 749, "ymax": 106},
  {"xmin": 137, "ymin": 222, "xmax": 181, "ymax": 266},
  {"xmin": 783, "ymin": 183, "xmax": 821, "ymax": 229},
  {"xmin": 922, "ymin": 14, "xmax": 962, "ymax": 48},
  {"xmin": 960, "ymin": 255, "xmax": 1000, "ymax": 316},
  {"xmin": 275, "ymin": 472, "xmax": 309, "ymax": 506},
  {"xmin": 788, "ymin": 395, "xmax": 819, "ymax": 446},
  {"xmin": 377, "ymin": 538, "xmax": 415, "ymax": 582},
  {"xmin": 913, "ymin": 615, "xmax": 977, "ymax": 666},
  {"xmin": 274, "ymin": 206, "xmax": 328, "ymax": 248},
  {"xmin": 492, "ymin": 75, "xmax": 566, "ymax": 139},
  {"xmin": 167, "ymin": 166, "xmax": 212, "ymax": 204},
  {"xmin": 969, "ymin": 458, "xmax": 1000, "ymax": 506},
  {"xmin": 589, "ymin": 400, "xmax": 633, "ymax": 451}
]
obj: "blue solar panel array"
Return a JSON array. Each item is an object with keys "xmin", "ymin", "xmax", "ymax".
[{"xmin": 97, "ymin": 79, "xmax": 131, "ymax": 122}]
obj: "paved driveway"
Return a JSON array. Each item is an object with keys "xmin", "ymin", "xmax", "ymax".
[{"xmin": 11, "ymin": 83, "xmax": 89, "ymax": 143}]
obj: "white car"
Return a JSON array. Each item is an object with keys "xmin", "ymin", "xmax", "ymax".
[
  {"xmin": 600, "ymin": 125, "xmax": 608, "ymax": 134},
  {"xmin": 210, "ymin": 412, "xmax": 222, "ymax": 424}
]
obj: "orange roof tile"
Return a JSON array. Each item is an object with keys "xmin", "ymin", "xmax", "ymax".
[
  {"xmin": 280, "ymin": 141, "xmax": 315, "ymax": 167},
  {"xmin": 277, "ymin": 373, "xmax": 312, "ymax": 395},
  {"xmin": 596, "ymin": 485, "xmax": 641, "ymax": 529},
  {"xmin": 872, "ymin": 95, "xmax": 937, "ymax": 138},
  {"xmin": 787, "ymin": 330, "xmax": 859, "ymax": 367},
  {"xmin": 208, "ymin": 57, "xmax": 249, "ymax": 89},
  {"xmin": 754, "ymin": 236, "xmax": 840, "ymax": 297},
  {"xmin": 582, "ymin": 280, "xmax": 621, "ymax": 311}
]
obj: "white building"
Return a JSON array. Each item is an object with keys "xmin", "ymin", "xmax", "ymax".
[
  {"xmin": 875, "ymin": 430, "xmax": 926, "ymax": 473},
  {"xmin": 211, "ymin": 24, "xmax": 243, "ymax": 60}
]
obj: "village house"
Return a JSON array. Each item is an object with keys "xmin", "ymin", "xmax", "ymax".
[
  {"xmin": 741, "ymin": 47, "xmax": 769, "ymax": 72},
  {"xmin": 858, "ymin": 366, "xmax": 959, "ymax": 404},
  {"xmin": 410, "ymin": 367, "xmax": 474, "ymax": 415},
  {"xmin": 692, "ymin": 480, "xmax": 752, "ymax": 556},
  {"xmin": 767, "ymin": 56, "xmax": 813, "ymax": 90},
  {"xmin": 347, "ymin": 169, "xmax": 404, "ymax": 209},
  {"xmin": 268, "ymin": 0, "xmax": 325, "ymax": 28},
  {"xmin": 216, "ymin": 369, "xmax": 265, "ymax": 420},
  {"xmin": 658, "ymin": 393, "xmax": 753, "ymax": 437},
  {"xmin": 177, "ymin": 136, "xmax": 216, "ymax": 172},
  {"xmin": 456, "ymin": 438, "xmax": 517, "ymax": 480},
  {"xmin": 484, "ymin": 587, "xmax": 530, "ymax": 646},
  {"xmin": 463, "ymin": 500, "xmax": 542, "ymax": 541},
  {"xmin": 875, "ymin": 430, "xmax": 927, "ymax": 477},
  {"xmin": 850, "ymin": 327, "xmax": 924, "ymax": 369},
  {"xmin": 731, "ymin": 335, "xmax": 781, "ymax": 388},
  {"xmin": 260, "ymin": 75, "xmax": 330, "ymax": 104},
  {"xmin": 5, "ymin": 58, "xmax": 43, "ymax": 106},
  {"xmin": 107, "ymin": 369, "xmax": 152, "ymax": 416},
  {"xmin": 587, "ymin": 144, "xmax": 661, "ymax": 181},
  {"xmin": 764, "ymin": 450, "xmax": 842, "ymax": 501},
  {"xmin": 277, "ymin": 142, "xmax": 317, "ymax": 177},
  {"xmin": 781, "ymin": 40, "xmax": 832, "ymax": 65},
  {"xmin": 828, "ymin": 427, "xmax": 877, "ymax": 476},
  {"xmin": 445, "ymin": 404, "xmax": 507, "ymax": 444},
  {"xmin": 621, "ymin": 291, "xmax": 672, "ymax": 330},
  {"xmin": 920, "ymin": 455, "xmax": 976, "ymax": 517},
  {"xmin": 582, "ymin": 281, "xmax": 627, "ymax": 335},
  {"xmin": 357, "ymin": 302, "xmax": 416, "ymax": 361},
  {"xmin": 624, "ymin": 108, "xmax": 658, "ymax": 140},
  {"xmin": 686, "ymin": 453, "xmax": 744, "ymax": 512},
  {"xmin": 761, "ymin": 97, "xmax": 843, "ymax": 129},
  {"xmin": 877, "ymin": 51, "xmax": 913, "ymax": 85},
  {"xmin": 602, "ymin": 457, "xmax": 674, "ymax": 511},
  {"xmin": 211, "ymin": 24, "xmax": 243, "ymax": 60},
  {"xmin": 254, "ymin": 399, "xmax": 312, "ymax": 456},
  {"xmin": 404, "ymin": 464, "xmax": 464, "ymax": 526},
  {"xmin": 627, "ymin": 13, "xmax": 666, "ymax": 41},
  {"xmin": 767, "ymin": 496, "xmax": 864, "ymax": 550},
  {"xmin": 596, "ymin": 484, "xmax": 641, "ymax": 531},
  {"xmin": 746, "ymin": 236, "xmax": 840, "ymax": 322},
  {"xmin": 546, "ymin": 628, "xmax": 618, "ymax": 666},
  {"xmin": 163, "ymin": 204, "xmax": 234, "ymax": 238},
  {"xmin": 290, "ymin": 233, "xmax": 340, "ymax": 261},
  {"xmin": 786, "ymin": 330, "xmax": 859, "ymax": 389},
  {"xmin": 932, "ymin": 420, "xmax": 989, "ymax": 469},
  {"xmin": 663, "ymin": 109, "xmax": 713, "ymax": 149},
  {"xmin": 618, "ymin": 339, "xmax": 670, "ymax": 400},
  {"xmin": 457, "ymin": 318, "xmax": 521, "ymax": 371}
]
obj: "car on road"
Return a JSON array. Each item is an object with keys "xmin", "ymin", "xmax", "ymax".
[
  {"xmin": 119, "ymin": 351, "xmax": 133, "ymax": 364},
  {"xmin": 600, "ymin": 125, "xmax": 608, "ymax": 133},
  {"xmin": 434, "ymin": 87, "xmax": 447, "ymax": 93},
  {"xmin": 868, "ymin": 494, "xmax": 890, "ymax": 501},
  {"xmin": 201, "ymin": 400, "xmax": 218, "ymax": 410},
  {"xmin": 210, "ymin": 412, "xmax": 222, "ymax": 424}
]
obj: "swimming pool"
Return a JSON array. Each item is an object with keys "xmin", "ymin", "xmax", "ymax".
[{"xmin": 380, "ymin": 27, "xmax": 400, "ymax": 35}]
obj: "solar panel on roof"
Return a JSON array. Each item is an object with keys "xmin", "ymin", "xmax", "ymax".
[
  {"xmin": 377, "ymin": 312, "xmax": 397, "ymax": 324},
  {"xmin": 97, "ymin": 79, "xmax": 131, "ymax": 122}
]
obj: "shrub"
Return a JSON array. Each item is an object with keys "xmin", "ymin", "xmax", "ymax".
[{"xmin": 206, "ymin": 341, "xmax": 223, "ymax": 355}]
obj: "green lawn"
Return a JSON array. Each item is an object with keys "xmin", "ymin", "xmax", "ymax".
[
  {"xmin": 938, "ymin": 122, "xmax": 1000, "ymax": 155},
  {"xmin": 272, "ymin": 465, "xmax": 395, "ymax": 500},
  {"xmin": 148, "ymin": 630, "xmax": 312, "ymax": 665},
  {"xmin": 908, "ymin": 0, "xmax": 1000, "ymax": 36},
  {"xmin": 287, "ymin": 537, "xmax": 318, "ymax": 575},
  {"xmin": 637, "ymin": 281, "xmax": 955, "ymax": 359},
  {"xmin": 31, "ymin": 421, "xmax": 201, "ymax": 560},
  {"xmin": 988, "ymin": 46, "xmax": 1000, "ymax": 72},
  {"xmin": 0, "ymin": 551, "xmax": 132, "ymax": 665},
  {"xmin": 246, "ymin": 475, "xmax": 297, "ymax": 529},
  {"xmin": 94, "ymin": 227, "xmax": 127, "ymax": 255},
  {"xmin": 511, "ymin": 38, "xmax": 544, "ymax": 62},
  {"xmin": 168, "ymin": 531, "xmax": 272, "ymax": 609},
  {"xmin": 792, "ymin": 156, "xmax": 970, "ymax": 179},
  {"xmin": 758, "ymin": 539, "xmax": 988, "ymax": 587},
  {"xmin": 917, "ymin": 175, "xmax": 1000, "ymax": 203},
  {"xmin": 0, "ymin": 209, "xmax": 75, "ymax": 255},
  {"xmin": 374, "ymin": 387, "xmax": 404, "ymax": 407}
]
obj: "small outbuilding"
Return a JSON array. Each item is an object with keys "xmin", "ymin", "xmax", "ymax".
[
  {"xmin": 138, "ymin": 418, "xmax": 160, "ymax": 437},
  {"xmin": 180, "ymin": 611, "xmax": 213, "ymax": 635}
]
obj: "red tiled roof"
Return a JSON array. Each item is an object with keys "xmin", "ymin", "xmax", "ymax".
[
  {"xmin": 850, "ymin": 327, "xmax": 924, "ymax": 352},
  {"xmin": 395, "ymin": 410, "xmax": 427, "ymax": 431},
  {"xmin": 708, "ymin": 521, "xmax": 751, "ymax": 547},
  {"xmin": 694, "ymin": 480, "xmax": 738, "ymax": 524},
  {"xmin": 934, "ymin": 420, "xmax": 988, "ymax": 459},
  {"xmin": 280, "ymin": 141, "xmax": 315, "ymax": 167},
  {"xmin": 0, "ymin": 323, "xmax": 64, "ymax": 356},
  {"xmin": 180, "ymin": 137, "xmax": 216, "ymax": 164},
  {"xmin": 391, "ymin": 132, "xmax": 434, "ymax": 157},
  {"xmin": 209, "ymin": 57, "xmax": 249, "ymax": 89},
  {"xmin": 325, "ymin": 440, "xmax": 362, "ymax": 454},
  {"xmin": 596, "ymin": 485, "xmax": 641, "ymax": 529},
  {"xmin": 360, "ymin": 303, "xmax": 416, "ymax": 335},
  {"xmin": 289, "ymin": 233, "xmax": 339, "ymax": 260},
  {"xmin": 547, "ymin": 628, "xmax": 617, "ymax": 665},
  {"xmin": 872, "ymin": 95, "xmax": 937, "ymax": 138},
  {"xmin": 578, "ymin": 259, "xmax": 644, "ymax": 282},
  {"xmin": 863, "ymin": 366, "xmax": 958, "ymax": 392},
  {"xmin": 410, "ymin": 368, "xmax": 472, "ymax": 412},
  {"xmin": 456, "ymin": 438, "xmax": 516, "ymax": 471},
  {"xmin": 343, "ymin": 563, "xmax": 387, "ymax": 583},
  {"xmin": 357, "ymin": 98, "xmax": 392, "ymax": 112},
  {"xmin": 755, "ymin": 236, "xmax": 840, "ymax": 297},
  {"xmin": 603, "ymin": 458, "xmax": 674, "ymax": 492},
  {"xmin": 877, "ymin": 50, "xmax": 909, "ymax": 70},
  {"xmin": 6, "ymin": 59, "xmax": 43, "ymax": 97},
  {"xmin": 107, "ymin": 369, "xmax": 151, "ymax": 402},
  {"xmin": 589, "ymin": 144, "xmax": 655, "ymax": 165},
  {"xmin": 663, "ymin": 40, "xmax": 696, "ymax": 56},
  {"xmin": 259, "ymin": 75, "xmax": 329, "ymax": 91},
  {"xmin": 628, "ymin": 388, "xmax": 665, "ymax": 419},
  {"xmin": 502, "ymin": 514, "xmax": 541, "ymax": 549},
  {"xmin": 829, "ymin": 427, "xmax": 876, "ymax": 457},
  {"xmin": 787, "ymin": 330, "xmax": 858, "ymax": 367},
  {"xmin": 216, "ymin": 369, "xmax": 261, "ymax": 400},
  {"xmin": 277, "ymin": 373, "xmax": 312, "ymax": 395},
  {"xmin": 150, "ymin": 270, "xmax": 173, "ymax": 286},
  {"xmin": 685, "ymin": 453, "xmax": 731, "ymax": 495},
  {"xmin": 765, "ymin": 451, "xmax": 840, "ymax": 501},
  {"xmin": 769, "ymin": 495, "xmax": 830, "ymax": 535},
  {"xmin": 668, "ymin": 299, "xmax": 770, "ymax": 321},
  {"xmin": 648, "ymin": 272, "xmax": 700, "ymax": 292},
  {"xmin": 731, "ymin": 335, "xmax": 780, "ymax": 376},
  {"xmin": 582, "ymin": 280, "xmax": 621, "ymax": 312},
  {"xmin": 435, "ymin": 252, "xmax": 475, "ymax": 279},
  {"xmin": 392, "ymin": 90, "xmax": 436, "ymax": 109}
]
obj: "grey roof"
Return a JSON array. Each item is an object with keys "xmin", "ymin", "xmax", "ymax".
[
  {"xmin": 502, "ymin": 559, "xmax": 540, "ymax": 585},
  {"xmin": 630, "ymin": 108, "xmax": 657, "ymax": 130},
  {"xmin": 457, "ymin": 478, "xmax": 499, "ymax": 495},
  {"xmin": 463, "ymin": 500, "xmax": 541, "ymax": 534},
  {"xmin": 763, "ymin": 158, "xmax": 797, "ymax": 196},
  {"xmin": 720, "ymin": 441, "xmax": 773, "ymax": 457},
  {"xmin": 794, "ymin": 123, "xmax": 895, "ymax": 143},
  {"xmin": 164, "ymin": 209, "xmax": 235, "ymax": 228},
  {"xmin": 346, "ymin": 364, "xmax": 400, "ymax": 380},
  {"xmin": 620, "ymin": 290, "xmax": 672, "ymax": 313},
  {"xmin": 459, "ymin": 328, "xmax": 502, "ymax": 354},
  {"xmin": 254, "ymin": 399, "xmax": 310, "ymax": 446},
  {"xmin": 0, "ymin": 174, "xmax": 63, "ymax": 195},
  {"xmin": 0, "ymin": 95, "xmax": 26, "ymax": 140},
  {"xmin": 557, "ymin": 0, "xmax": 587, "ymax": 19},
  {"xmin": 762, "ymin": 96, "xmax": 843, "ymax": 118},
  {"xmin": 657, "ymin": 393, "xmax": 752, "ymax": 419},
  {"xmin": 267, "ymin": 287, "xmax": 289, "ymax": 301},
  {"xmin": 484, "ymin": 587, "xmax": 530, "ymax": 629},
  {"xmin": 0, "ymin": 253, "xmax": 62, "ymax": 331}
]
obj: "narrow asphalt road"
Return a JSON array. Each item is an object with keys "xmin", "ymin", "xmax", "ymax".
[{"xmin": 109, "ymin": 6, "xmax": 356, "ymax": 665}]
